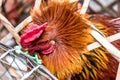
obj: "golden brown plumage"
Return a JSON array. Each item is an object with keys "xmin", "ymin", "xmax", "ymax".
[{"xmin": 20, "ymin": 0, "xmax": 119, "ymax": 80}]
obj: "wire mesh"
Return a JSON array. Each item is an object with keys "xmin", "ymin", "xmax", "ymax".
[
  {"xmin": 0, "ymin": 42, "xmax": 57, "ymax": 80},
  {"xmin": 0, "ymin": 43, "xmax": 38, "ymax": 80}
]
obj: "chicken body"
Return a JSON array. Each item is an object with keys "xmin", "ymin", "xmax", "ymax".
[{"xmin": 20, "ymin": 0, "xmax": 119, "ymax": 80}]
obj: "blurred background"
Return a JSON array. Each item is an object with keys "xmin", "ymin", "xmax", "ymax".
[{"xmin": 89, "ymin": 0, "xmax": 120, "ymax": 17}]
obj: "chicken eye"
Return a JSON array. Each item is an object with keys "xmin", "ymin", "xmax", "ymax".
[{"xmin": 39, "ymin": 40, "xmax": 49, "ymax": 45}]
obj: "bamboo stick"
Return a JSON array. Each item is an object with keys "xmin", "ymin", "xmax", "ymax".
[
  {"xmin": 34, "ymin": 0, "xmax": 41, "ymax": 10},
  {"xmin": 0, "ymin": 13, "xmax": 20, "ymax": 44},
  {"xmin": 80, "ymin": 0, "xmax": 90, "ymax": 15},
  {"xmin": 0, "ymin": 16, "xmax": 32, "ymax": 44}
]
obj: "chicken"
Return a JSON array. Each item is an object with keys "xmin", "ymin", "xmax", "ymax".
[{"xmin": 20, "ymin": 0, "xmax": 119, "ymax": 80}]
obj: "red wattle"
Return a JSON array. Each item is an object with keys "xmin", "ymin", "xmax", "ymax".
[{"xmin": 41, "ymin": 45, "xmax": 55, "ymax": 54}]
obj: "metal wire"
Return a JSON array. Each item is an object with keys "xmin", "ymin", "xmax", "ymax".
[{"xmin": 0, "ymin": 42, "xmax": 58, "ymax": 80}]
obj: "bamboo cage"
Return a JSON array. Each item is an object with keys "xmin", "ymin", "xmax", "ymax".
[{"xmin": 0, "ymin": 0, "xmax": 120, "ymax": 80}]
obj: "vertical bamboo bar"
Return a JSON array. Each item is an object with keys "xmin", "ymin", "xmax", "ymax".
[
  {"xmin": 80, "ymin": 0, "xmax": 90, "ymax": 15},
  {"xmin": 34, "ymin": 0, "xmax": 41, "ymax": 10},
  {"xmin": 0, "ymin": 0, "xmax": 2, "ymax": 8}
]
